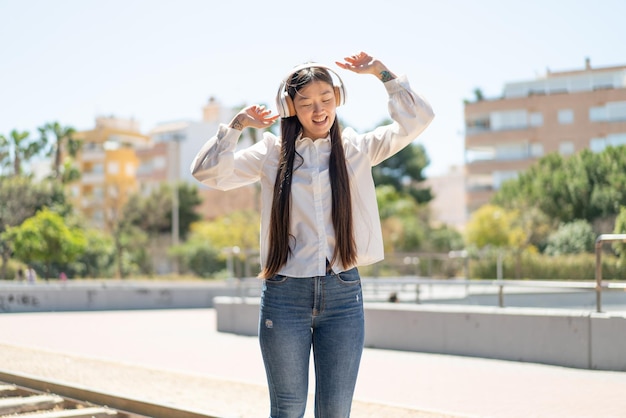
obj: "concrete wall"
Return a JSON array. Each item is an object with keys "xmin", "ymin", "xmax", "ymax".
[
  {"xmin": 0, "ymin": 282, "xmax": 252, "ymax": 313},
  {"xmin": 213, "ymin": 297, "xmax": 626, "ymax": 372},
  {"xmin": 3, "ymin": 282, "xmax": 624, "ymax": 372}
]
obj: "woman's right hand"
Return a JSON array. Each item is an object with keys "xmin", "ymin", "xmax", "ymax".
[{"xmin": 229, "ymin": 105, "xmax": 279, "ymax": 130}]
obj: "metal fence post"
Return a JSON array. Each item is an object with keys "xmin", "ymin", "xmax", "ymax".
[{"xmin": 595, "ymin": 234, "xmax": 626, "ymax": 313}]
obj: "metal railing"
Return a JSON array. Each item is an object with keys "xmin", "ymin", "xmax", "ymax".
[
  {"xmin": 595, "ymin": 234, "xmax": 626, "ymax": 312},
  {"xmin": 358, "ymin": 276, "xmax": 626, "ymax": 310}
]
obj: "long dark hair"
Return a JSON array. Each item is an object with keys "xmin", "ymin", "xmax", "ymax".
[{"xmin": 260, "ymin": 67, "xmax": 356, "ymax": 278}]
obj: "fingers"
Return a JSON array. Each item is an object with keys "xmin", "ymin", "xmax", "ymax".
[
  {"xmin": 336, "ymin": 51, "xmax": 373, "ymax": 71},
  {"xmin": 247, "ymin": 105, "xmax": 279, "ymax": 126}
]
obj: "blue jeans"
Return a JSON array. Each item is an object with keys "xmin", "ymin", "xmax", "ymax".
[{"xmin": 259, "ymin": 267, "xmax": 365, "ymax": 418}]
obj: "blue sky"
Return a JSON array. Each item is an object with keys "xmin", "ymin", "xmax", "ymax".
[{"xmin": 1, "ymin": 0, "xmax": 625, "ymax": 176}]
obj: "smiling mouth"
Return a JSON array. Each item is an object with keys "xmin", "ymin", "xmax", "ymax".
[{"xmin": 313, "ymin": 116, "xmax": 327, "ymax": 124}]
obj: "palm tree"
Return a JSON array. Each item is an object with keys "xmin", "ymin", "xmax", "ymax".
[
  {"xmin": 38, "ymin": 121, "xmax": 80, "ymax": 181},
  {"xmin": 0, "ymin": 129, "xmax": 44, "ymax": 176}
]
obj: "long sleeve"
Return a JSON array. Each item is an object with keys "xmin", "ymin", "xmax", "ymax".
[
  {"xmin": 346, "ymin": 74, "xmax": 435, "ymax": 166},
  {"xmin": 190, "ymin": 124, "xmax": 271, "ymax": 191}
]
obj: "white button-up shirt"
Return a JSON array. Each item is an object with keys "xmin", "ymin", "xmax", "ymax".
[{"xmin": 190, "ymin": 75, "xmax": 434, "ymax": 277}]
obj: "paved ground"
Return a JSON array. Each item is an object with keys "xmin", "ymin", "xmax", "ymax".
[{"xmin": 0, "ymin": 309, "xmax": 625, "ymax": 417}]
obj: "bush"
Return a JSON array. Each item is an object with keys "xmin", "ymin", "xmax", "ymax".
[
  {"xmin": 545, "ymin": 220, "xmax": 595, "ymax": 256},
  {"xmin": 470, "ymin": 250, "xmax": 626, "ymax": 280}
]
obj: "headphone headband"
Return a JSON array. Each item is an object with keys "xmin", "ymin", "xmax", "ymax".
[{"xmin": 275, "ymin": 63, "xmax": 346, "ymax": 118}]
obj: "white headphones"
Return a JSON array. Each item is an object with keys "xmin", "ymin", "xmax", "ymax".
[{"xmin": 275, "ymin": 63, "xmax": 347, "ymax": 118}]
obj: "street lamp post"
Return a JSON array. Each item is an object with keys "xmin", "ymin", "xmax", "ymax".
[{"xmin": 170, "ymin": 133, "xmax": 182, "ymax": 274}]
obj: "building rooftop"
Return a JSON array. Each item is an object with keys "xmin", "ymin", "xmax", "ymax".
[{"xmin": 503, "ymin": 58, "xmax": 626, "ymax": 99}]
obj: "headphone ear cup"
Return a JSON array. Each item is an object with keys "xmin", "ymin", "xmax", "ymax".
[
  {"xmin": 284, "ymin": 93, "xmax": 296, "ymax": 117},
  {"xmin": 277, "ymin": 90, "xmax": 295, "ymax": 118},
  {"xmin": 333, "ymin": 85, "xmax": 345, "ymax": 107}
]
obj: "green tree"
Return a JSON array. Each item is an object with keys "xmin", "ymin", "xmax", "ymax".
[
  {"xmin": 544, "ymin": 220, "xmax": 596, "ymax": 256},
  {"xmin": 0, "ymin": 176, "xmax": 68, "ymax": 279},
  {"xmin": 465, "ymin": 204, "xmax": 526, "ymax": 249},
  {"xmin": 124, "ymin": 182, "xmax": 201, "ymax": 240},
  {"xmin": 192, "ymin": 210, "xmax": 260, "ymax": 252},
  {"xmin": 372, "ymin": 141, "xmax": 432, "ymax": 204},
  {"xmin": 171, "ymin": 236, "xmax": 224, "ymax": 278},
  {"xmin": 38, "ymin": 122, "xmax": 81, "ymax": 182},
  {"xmin": 376, "ymin": 185, "xmax": 429, "ymax": 252},
  {"xmin": 177, "ymin": 210, "xmax": 260, "ymax": 277},
  {"xmin": 111, "ymin": 218, "xmax": 148, "ymax": 278},
  {"xmin": 493, "ymin": 146, "xmax": 626, "ymax": 224},
  {"xmin": 71, "ymin": 228, "xmax": 116, "ymax": 278},
  {"xmin": 5, "ymin": 208, "xmax": 86, "ymax": 280},
  {"xmin": 0, "ymin": 130, "xmax": 45, "ymax": 176}
]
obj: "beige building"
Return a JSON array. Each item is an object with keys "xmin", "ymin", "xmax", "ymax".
[
  {"xmin": 71, "ymin": 99, "xmax": 259, "ymax": 233},
  {"xmin": 464, "ymin": 58, "xmax": 626, "ymax": 213},
  {"xmin": 71, "ymin": 117, "xmax": 149, "ymax": 230},
  {"xmin": 424, "ymin": 165, "xmax": 467, "ymax": 230}
]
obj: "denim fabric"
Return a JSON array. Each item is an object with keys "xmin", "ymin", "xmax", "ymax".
[{"xmin": 259, "ymin": 267, "xmax": 365, "ymax": 418}]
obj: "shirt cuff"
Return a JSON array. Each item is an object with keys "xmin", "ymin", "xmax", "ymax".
[{"xmin": 384, "ymin": 74, "xmax": 410, "ymax": 95}]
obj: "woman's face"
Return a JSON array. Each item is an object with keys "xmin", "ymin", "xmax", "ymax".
[{"xmin": 293, "ymin": 80, "xmax": 336, "ymax": 140}]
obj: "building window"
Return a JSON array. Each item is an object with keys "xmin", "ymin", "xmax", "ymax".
[
  {"xmin": 495, "ymin": 143, "xmax": 529, "ymax": 160},
  {"xmin": 530, "ymin": 143, "xmax": 544, "ymax": 157},
  {"xmin": 529, "ymin": 112, "xmax": 543, "ymax": 127},
  {"xmin": 589, "ymin": 106, "xmax": 607, "ymax": 122},
  {"xmin": 490, "ymin": 110, "xmax": 528, "ymax": 131},
  {"xmin": 153, "ymin": 156, "xmax": 166, "ymax": 169},
  {"xmin": 588, "ymin": 134, "xmax": 626, "ymax": 153},
  {"xmin": 93, "ymin": 187, "xmax": 103, "ymax": 199},
  {"xmin": 558, "ymin": 109, "xmax": 574, "ymax": 124},
  {"xmin": 90, "ymin": 163, "xmax": 104, "ymax": 174},
  {"xmin": 607, "ymin": 102, "xmax": 626, "ymax": 121},
  {"xmin": 590, "ymin": 101, "xmax": 626, "ymax": 122},
  {"xmin": 465, "ymin": 115, "xmax": 490, "ymax": 134},
  {"xmin": 559, "ymin": 141, "xmax": 575, "ymax": 156},
  {"xmin": 590, "ymin": 137, "xmax": 606, "ymax": 152},
  {"xmin": 125, "ymin": 162, "xmax": 135, "ymax": 176},
  {"xmin": 608, "ymin": 133, "xmax": 626, "ymax": 147},
  {"xmin": 467, "ymin": 174, "xmax": 492, "ymax": 192},
  {"xmin": 493, "ymin": 171, "xmax": 519, "ymax": 189},
  {"xmin": 107, "ymin": 161, "xmax": 119, "ymax": 175}
]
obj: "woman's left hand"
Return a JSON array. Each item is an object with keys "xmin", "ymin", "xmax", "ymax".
[{"xmin": 335, "ymin": 52, "xmax": 381, "ymax": 75}]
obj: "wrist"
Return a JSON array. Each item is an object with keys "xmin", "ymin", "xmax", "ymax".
[
  {"xmin": 229, "ymin": 115, "xmax": 246, "ymax": 130},
  {"xmin": 378, "ymin": 69, "xmax": 395, "ymax": 82}
]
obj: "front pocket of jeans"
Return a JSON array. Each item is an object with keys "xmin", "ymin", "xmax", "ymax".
[
  {"xmin": 265, "ymin": 274, "xmax": 289, "ymax": 285},
  {"xmin": 336, "ymin": 270, "xmax": 360, "ymax": 285}
]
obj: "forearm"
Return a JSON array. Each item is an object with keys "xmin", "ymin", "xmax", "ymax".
[
  {"xmin": 229, "ymin": 114, "xmax": 246, "ymax": 130},
  {"xmin": 190, "ymin": 125, "xmax": 239, "ymax": 187},
  {"xmin": 370, "ymin": 60, "xmax": 397, "ymax": 82}
]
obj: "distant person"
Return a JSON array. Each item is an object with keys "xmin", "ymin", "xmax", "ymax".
[
  {"xmin": 59, "ymin": 271, "xmax": 67, "ymax": 282},
  {"xmin": 191, "ymin": 51, "xmax": 434, "ymax": 417},
  {"xmin": 26, "ymin": 266, "xmax": 37, "ymax": 284},
  {"xmin": 16, "ymin": 268, "xmax": 24, "ymax": 283}
]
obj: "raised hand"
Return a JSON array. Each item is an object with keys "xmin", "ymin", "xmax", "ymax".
[
  {"xmin": 335, "ymin": 51, "xmax": 396, "ymax": 82},
  {"xmin": 230, "ymin": 105, "xmax": 279, "ymax": 130}
]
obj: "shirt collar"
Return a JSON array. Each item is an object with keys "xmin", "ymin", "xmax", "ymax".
[{"xmin": 297, "ymin": 133, "xmax": 331, "ymax": 143}]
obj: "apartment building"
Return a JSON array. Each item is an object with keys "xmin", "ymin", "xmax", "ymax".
[
  {"xmin": 71, "ymin": 117, "xmax": 149, "ymax": 230},
  {"xmin": 71, "ymin": 98, "xmax": 259, "ymax": 233},
  {"xmin": 464, "ymin": 58, "xmax": 626, "ymax": 213}
]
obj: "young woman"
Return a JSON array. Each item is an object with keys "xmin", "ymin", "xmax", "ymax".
[{"xmin": 191, "ymin": 51, "xmax": 434, "ymax": 417}]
